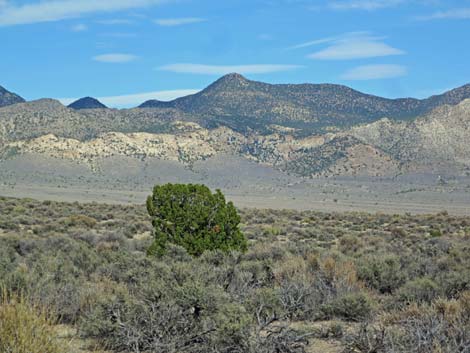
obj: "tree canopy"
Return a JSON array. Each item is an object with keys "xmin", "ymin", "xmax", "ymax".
[{"xmin": 146, "ymin": 183, "xmax": 247, "ymax": 256}]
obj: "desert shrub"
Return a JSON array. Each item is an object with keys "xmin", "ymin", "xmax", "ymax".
[
  {"xmin": 438, "ymin": 270, "xmax": 470, "ymax": 297},
  {"xmin": 320, "ymin": 292, "xmax": 374, "ymax": 321},
  {"xmin": 66, "ymin": 214, "xmax": 97, "ymax": 228},
  {"xmin": 252, "ymin": 324, "xmax": 310, "ymax": 353},
  {"xmin": 0, "ymin": 291, "xmax": 65, "ymax": 353},
  {"xmin": 388, "ymin": 298, "xmax": 470, "ymax": 353},
  {"xmin": 338, "ymin": 235, "xmax": 362, "ymax": 255},
  {"xmin": 3, "ymin": 197, "xmax": 470, "ymax": 353},
  {"xmin": 275, "ymin": 256, "xmax": 370, "ymax": 321},
  {"xmin": 18, "ymin": 254, "xmax": 87, "ymax": 324},
  {"xmin": 80, "ymin": 278, "xmax": 253, "ymax": 353},
  {"xmin": 247, "ymin": 287, "xmax": 283, "ymax": 327},
  {"xmin": 357, "ymin": 255, "xmax": 406, "ymax": 294},
  {"xmin": 162, "ymin": 243, "xmax": 193, "ymax": 262},
  {"xmin": 396, "ymin": 278, "xmax": 440, "ymax": 305},
  {"xmin": 342, "ymin": 324, "xmax": 389, "ymax": 353},
  {"xmin": 147, "ymin": 184, "xmax": 247, "ymax": 256}
]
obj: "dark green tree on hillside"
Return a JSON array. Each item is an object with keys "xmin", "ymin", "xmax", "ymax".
[{"xmin": 146, "ymin": 183, "xmax": 247, "ymax": 256}]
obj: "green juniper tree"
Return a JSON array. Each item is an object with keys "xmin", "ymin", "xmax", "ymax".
[{"xmin": 146, "ymin": 183, "xmax": 247, "ymax": 256}]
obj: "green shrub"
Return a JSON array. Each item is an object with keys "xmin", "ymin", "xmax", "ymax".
[
  {"xmin": 397, "ymin": 278, "xmax": 440, "ymax": 304},
  {"xmin": 320, "ymin": 292, "xmax": 374, "ymax": 321},
  {"xmin": 146, "ymin": 184, "xmax": 247, "ymax": 256},
  {"xmin": 357, "ymin": 255, "xmax": 406, "ymax": 294}
]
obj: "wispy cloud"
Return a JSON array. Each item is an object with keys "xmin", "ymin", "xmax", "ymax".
[
  {"xmin": 329, "ymin": 0, "xmax": 405, "ymax": 11},
  {"xmin": 99, "ymin": 32, "xmax": 137, "ymax": 38},
  {"xmin": 154, "ymin": 17, "xmax": 206, "ymax": 26},
  {"xmin": 97, "ymin": 18, "xmax": 134, "ymax": 25},
  {"xmin": 288, "ymin": 31, "xmax": 368, "ymax": 50},
  {"xmin": 59, "ymin": 89, "xmax": 200, "ymax": 108},
  {"xmin": 341, "ymin": 64, "xmax": 407, "ymax": 80},
  {"xmin": 93, "ymin": 53, "xmax": 138, "ymax": 63},
  {"xmin": 157, "ymin": 63, "xmax": 304, "ymax": 75},
  {"xmin": 0, "ymin": 0, "xmax": 168, "ymax": 26},
  {"xmin": 71, "ymin": 23, "xmax": 87, "ymax": 32},
  {"xmin": 416, "ymin": 8, "xmax": 470, "ymax": 21},
  {"xmin": 301, "ymin": 32, "xmax": 404, "ymax": 60}
]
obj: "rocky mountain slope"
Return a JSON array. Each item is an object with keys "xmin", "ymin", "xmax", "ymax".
[
  {"xmin": 1, "ymin": 76, "xmax": 470, "ymax": 178},
  {"xmin": 351, "ymin": 98, "xmax": 470, "ymax": 173},
  {"xmin": 68, "ymin": 97, "xmax": 108, "ymax": 110},
  {"xmin": 0, "ymin": 99, "xmax": 188, "ymax": 141},
  {"xmin": 3, "ymin": 99, "xmax": 470, "ymax": 177},
  {"xmin": 0, "ymin": 85, "xmax": 25, "ymax": 108},
  {"xmin": 140, "ymin": 73, "xmax": 470, "ymax": 134}
]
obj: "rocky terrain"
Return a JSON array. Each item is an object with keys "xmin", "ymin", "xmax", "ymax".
[
  {"xmin": 1, "ymin": 75, "xmax": 470, "ymax": 180},
  {"xmin": 350, "ymin": 99, "xmax": 470, "ymax": 173},
  {"xmin": 0, "ymin": 85, "xmax": 25, "ymax": 108},
  {"xmin": 141, "ymin": 73, "xmax": 470, "ymax": 133},
  {"xmin": 2, "ymin": 100, "xmax": 470, "ymax": 178}
]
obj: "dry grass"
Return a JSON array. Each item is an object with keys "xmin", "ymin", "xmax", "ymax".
[{"xmin": 0, "ymin": 289, "xmax": 67, "ymax": 353}]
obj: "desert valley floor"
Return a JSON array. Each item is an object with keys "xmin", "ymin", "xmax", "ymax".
[{"xmin": 1, "ymin": 153, "xmax": 470, "ymax": 215}]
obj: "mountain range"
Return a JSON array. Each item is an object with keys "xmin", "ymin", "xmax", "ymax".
[
  {"xmin": 139, "ymin": 73, "xmax": 470, "ymax": 134},
  {"xmin": 1, "ymin": 74, "xmax": 470, "ymax": 179}
]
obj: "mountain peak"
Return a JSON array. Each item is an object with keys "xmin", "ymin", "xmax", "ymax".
[
  {"xmin": 68, "ymin": 97, "xmax": 107, "ymax": 110},
  {"xmin": 0, "ymin": 85, "xmax": 25, "ymax": 108},
  {"xmin": 209, "ymin": 73, "xmax": 250, "ymax": 89},
  {"xmin": 221, "ymin": 72, "xmax": 247, "ymax": 81},
  {"xmin": 138, "ymin": 99, "xmax": 171, "ymax": 108}
]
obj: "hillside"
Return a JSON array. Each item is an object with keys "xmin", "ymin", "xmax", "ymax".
[
  {"xmin": 0, "ymin": 85, "xmax": 25, "ymax": 107},
  {"xmin": 140, "ymin": 73, "xmax": 470, "ymax": 133},
  {"xmin": 3, "ymin": 100, "xmax": 470, "ymax": 178},
  {"xmin": 68, "ymin": 97, "xmax": 108, "ymax": 110},
  {"xmin": 351, "ymin": 98, "xmax": 470, "ymax": 173},
  {"xmin": 1, "ymin": 76, "xmax": 470, "ymax": 179},
  {"xmin": 2, "ymin": 75, "xmax": 470, "ymax": 141},
  {"xmin": 0, "ymin": 99, "xmax": 188, "ymax": 141}
]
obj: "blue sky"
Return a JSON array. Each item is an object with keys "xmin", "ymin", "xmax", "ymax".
[{"xmin": 1, "ymin": 0, "xmax": 469, "ymax": 107}]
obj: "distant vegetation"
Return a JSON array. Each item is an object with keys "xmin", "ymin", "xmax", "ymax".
[
  {"xmin": 146, "ymin": 183, "xmax": 247, "ymax": 256},
  {"xmin": 0, "ymin": 196, "xmax": 470, "ymax": 352}
]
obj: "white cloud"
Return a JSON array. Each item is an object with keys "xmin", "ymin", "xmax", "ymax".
[
  {"xmin": 341, "ymin": 64, "xmax": 407, "ymax": 80},
  {"xmin": 416, "ymin": 8, "xmax": 470, "ymax": 21},
  {"xmin": 59, "ymin": 89, "xmax": 200, "ymax": 108},
  {"xmin": 154, "ymin": 17, "xmax": 206, "ymax": 26},
  {"xmin": 157, "ymin": 63, "xmax": 304, "ymax": 75},
  {"xmin": 93, "ymin": 53, "xmax": 138, "ymax": 63},
  {"xmin": 329, "ymin": 0, "xmax": 405, "ymax": 10},
  {"xmin": 0, "ymin": 0, "xmax": 168, "ymax": 26},
  {"xmin": 71, "ymin": 23, "xmax": 87, "ymax": 32},
  {"xmin": 305, "ymin": 32, "xmax": 404, "ymax": 60}
]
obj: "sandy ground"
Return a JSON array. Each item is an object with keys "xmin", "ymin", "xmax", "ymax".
[
  {"xmin": 1, "ymin": 153, "xmax": 470, "ymax": 215},
  {"xmin": 1, "ymin": 182, "xmax": 469, "ymax": 215}
]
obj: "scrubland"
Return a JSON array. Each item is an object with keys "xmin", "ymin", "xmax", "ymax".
[{"xmin": 1, "ymin": 196, "xmax": 470, "ymax": 352}]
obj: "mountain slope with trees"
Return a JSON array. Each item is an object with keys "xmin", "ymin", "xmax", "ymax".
[{"xmin": 0, "ymin": 85, "xmax": 25, "ymax": 108}]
